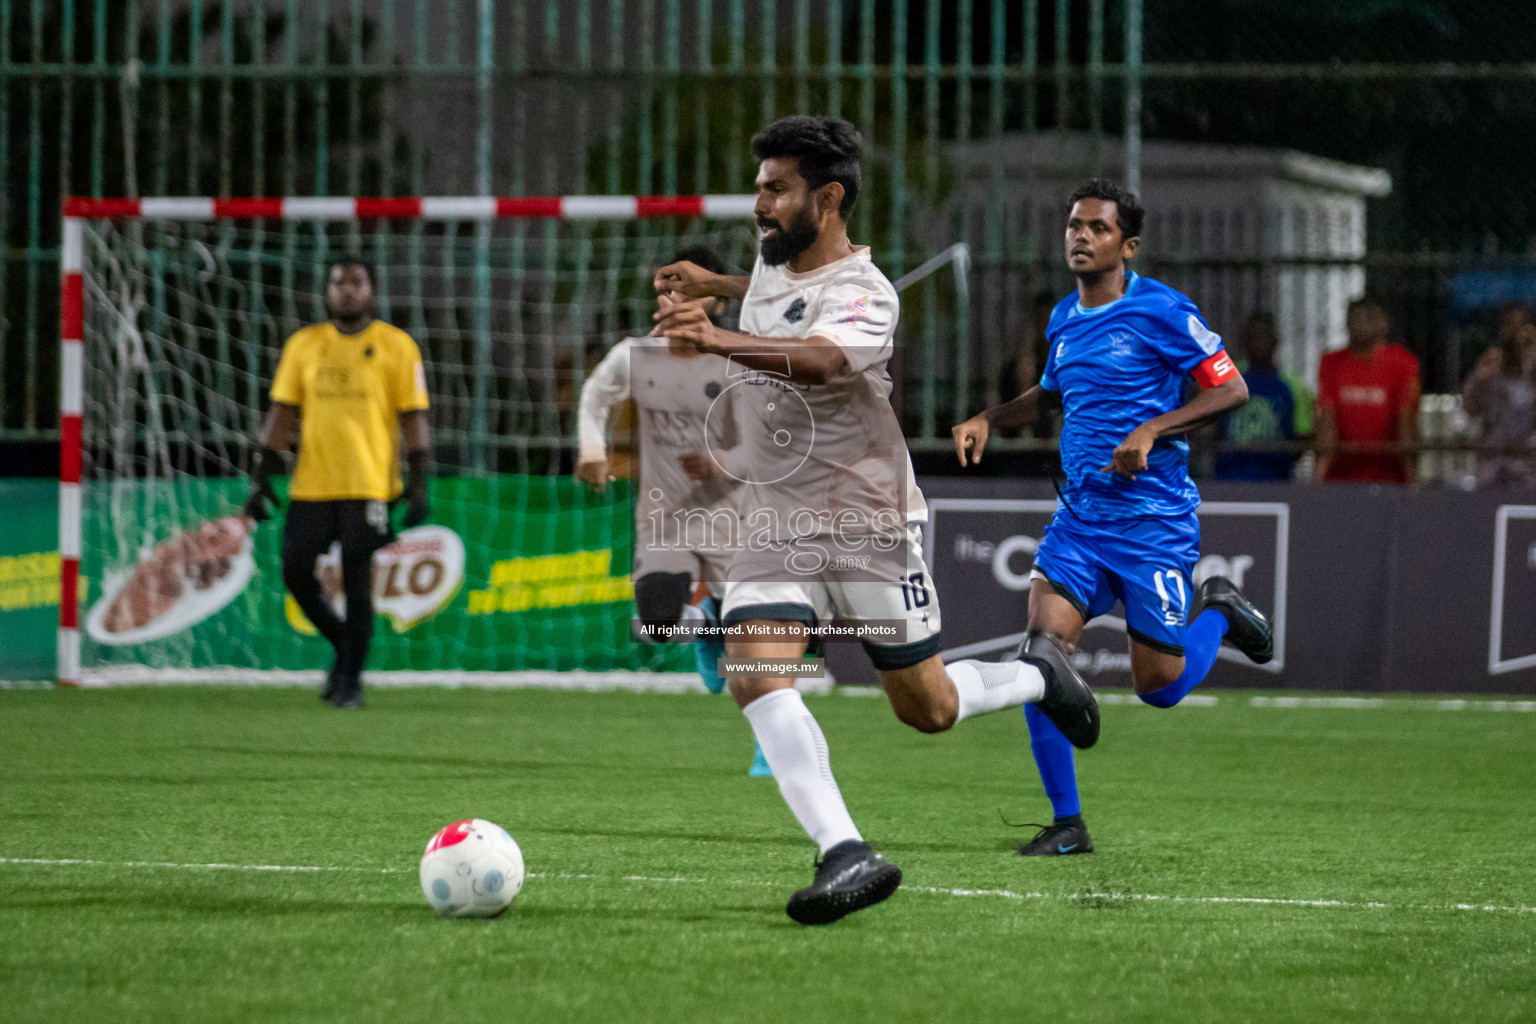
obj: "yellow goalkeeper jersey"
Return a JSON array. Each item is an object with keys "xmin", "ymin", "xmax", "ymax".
[{"xmin": 269, "ymin": 320, "xmax": 430, "ymax": 501}]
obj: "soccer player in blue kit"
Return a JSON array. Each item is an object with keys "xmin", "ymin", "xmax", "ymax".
[{"xmin": 952, "ymin": 179, "xmax": 1275, "ymax": 856}]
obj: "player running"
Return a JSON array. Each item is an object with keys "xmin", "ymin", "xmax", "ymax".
[
  {"xmin": 244, "ymin": 257, "xmax": 432, "ymax": 709},
  {"xmin": 653, "ymin": 115, "xmax": 1099, "ymax": 926},
  {"xmin": 577, "ymin": 245, "xmax": 771, "ymax": 777},
  {"xmin": 952, "ymin": 179, "xmax": 1275, "ymax": 856}
]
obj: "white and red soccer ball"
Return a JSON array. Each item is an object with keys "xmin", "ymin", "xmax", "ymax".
[{"xmin": 419, "ymin": 819, "xmax": 525, "ymax": 918}]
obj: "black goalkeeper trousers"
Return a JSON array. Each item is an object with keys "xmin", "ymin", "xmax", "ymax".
[{"xmin": 281, "ymin": 499, "xmax": 392, "ymax": 678}]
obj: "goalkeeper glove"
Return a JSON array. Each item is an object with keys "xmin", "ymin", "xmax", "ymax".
[
  {"xmin": 401, "ymin": 448, "xmax": 431, "ymax": 528},
  {"xmin": 243, "ymin": 447, "xmax": 284, "ymax": 523}
]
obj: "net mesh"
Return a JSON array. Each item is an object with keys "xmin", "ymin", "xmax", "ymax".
[{"xmin": 78, "ymin": 217, "xmax": 756, "ymax": 677}]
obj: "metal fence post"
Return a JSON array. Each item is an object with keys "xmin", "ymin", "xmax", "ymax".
[
  {"xmin": 1125, "ymin": 0, "xmax": 1143, "ymax": 196},
  {"xmin": 470, "ymin": 0, "xmax": 494, "ymax": 473}
]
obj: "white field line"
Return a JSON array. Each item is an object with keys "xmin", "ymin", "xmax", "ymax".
[
  {"xmin": 62, "ymin": 667, "xmax": 854, "ymax": 694},
  {"xmin": 4, "ymin": 856, "xmax": 1533, "ymax": 916},
  {"xmin": 0, "ymin": 856, "xmax": 400, "ymax": 873},
  {"xmin": 7, "ymin": 672, "xmax": 1534, "ymax": 712},
  {"xmin": 1100, "ymin": 692, "xmax": 1219, "ymax": 706},
  {"xmin": 1251, "ymin": 695, "xmax": 1536, "ymax": 712}
]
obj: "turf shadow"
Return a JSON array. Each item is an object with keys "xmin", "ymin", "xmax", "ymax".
[
  {"xmin": 525, "ymin": 823, "xmax": 810, "ymax": 849},
  {"xmin": 0, "ymin": 890, "xmax": 423, "ymax": 918},
  {"xmin": 513, "ymin": 903, "xmax": 775, "ymax": 925},
  {"xmin": 873, "ymin": 837, "xmax": 1022, "ymax": 855},
  {"xmin": 526, "ymin": 824, "xmax": 1010, "ymax": 856},
  {"xmin": 18, "ymin": 771, "xmax": 337, "ymax": 787},
  {"xmin": 179, "ymin": 743, "xmax": 591, "ymax": 775}
]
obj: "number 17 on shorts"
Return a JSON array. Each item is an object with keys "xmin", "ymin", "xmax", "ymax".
[{"xmin": 1152, "ymin": 569, "xmax": 1187, "ymax": 627}]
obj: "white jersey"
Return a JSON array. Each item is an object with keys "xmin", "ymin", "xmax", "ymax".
[
  {"xmin": 735, "ymin": 246, "xmax": 925, "ymax": 533},
  {"xmin": 578, "ymin": 338, "xmax": 744, "ymax": 553}
]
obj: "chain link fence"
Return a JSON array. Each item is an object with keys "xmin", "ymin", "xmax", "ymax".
[{"xmin": 4, "ymin": 0, "xmax": 1534, "ymax": 475}]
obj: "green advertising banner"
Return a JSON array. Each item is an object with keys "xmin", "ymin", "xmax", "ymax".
[
  {"xmin": 0, "ymin": 481, "xmax": 63, "ymax": 680},
  {"xmin": 68, "ymin": 475, "xmax": 689, "ymax": 679}
]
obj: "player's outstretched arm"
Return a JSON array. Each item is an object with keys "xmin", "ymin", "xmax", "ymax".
[
  {"xmin": 400, "ymin": 410, "xmax": 432, "ymax": 527},
  {"xmin": 653, "ymin": 297, "xmax": 849, "ymax": 385},
  {"xmin": 952, "ymin": 386, "xmax": 1057, "ymax": 466},
  {"xmin": 1103, "ymin": 375, "xmax": 1249, "ymax": 478},
  {"xmin": 653, "ymin": 260, "xmax": 751, "ymax": 302},
  {"xmin": 575, "ymin": 341, "xmax": 633, "ymax": 493},
  {"xmin": 243, "ymin": 402, "xmax": 298, "ymax": 522}
]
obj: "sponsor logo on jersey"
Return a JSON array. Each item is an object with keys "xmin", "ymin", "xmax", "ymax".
[
  {"xmin": 840, "ymin": 295, "xmax": 873, "ymax": 324},
  {"xmin": 314, "ymin": 365, "xmax": 367, "ymax": 399},
  {"xmin": 739, "ymin": 368, "xmax": 810, "ymax": 392},
  {"xmin": 1339, "ymin": 385, "xmax": 1388, "ymax": 406},
  {"xmin": 1187, "ymin": 313, "xmax": 1223, "ymax": 355},
  {"xmin": 783, "ymin": 297, "xmax": 807, "ymax": 324}
]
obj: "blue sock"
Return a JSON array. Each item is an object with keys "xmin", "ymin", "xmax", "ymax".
[
  {"xmin": 1138, "ymin": 608, "xmax": 1229, "ymax": 709},
  {"xmin": 1024, "ymin": 703, "xmax": 1080, "ymax": 820}
]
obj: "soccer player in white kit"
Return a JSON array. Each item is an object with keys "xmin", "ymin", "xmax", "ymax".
[
  {"xmin": 577, "ymin": 247, "xmax": 771, "ymax": 776},
  {"xmin": 653, "ymin": 115, "xmax": 1101, "ymax": 926}
]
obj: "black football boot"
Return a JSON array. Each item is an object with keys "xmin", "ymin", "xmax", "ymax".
[
  {"xmin": 784, "ymin": 840, "xmax": 902, "ymax": 925},
  {"xmin": 1012, "ymin": 630, "xmax": 1100, "ymax": 749},
  {"xmin": 1016, "ymin": 816, "xmax": 1095, "ymax": 857},
  {"xmin": 1198, "ymin": 576, "xmax": 1274, "ymax": 665}
]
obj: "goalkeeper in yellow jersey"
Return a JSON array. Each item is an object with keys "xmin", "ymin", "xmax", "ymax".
[{"xmin": 243, "ymin": 258, "xmax": 433, "ymax": 708}]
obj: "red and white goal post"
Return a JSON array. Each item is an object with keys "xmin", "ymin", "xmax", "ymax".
[{"xmin": 56, "ymin": 194, "xmax": 756, "ymax": 687}]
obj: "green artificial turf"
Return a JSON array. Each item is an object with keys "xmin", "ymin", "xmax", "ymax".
[{"xmin": 2, "ymin": 685, "xmax": 1533, "ymax": 1023}]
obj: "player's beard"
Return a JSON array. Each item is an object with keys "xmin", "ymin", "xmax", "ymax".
[
  {"xmin": 327, "ymin": 297, "xmax": 374, "ymax": 328},
  {"xmin": 758, "ymin": 202, "xmax": 820, "ymax": 266}
]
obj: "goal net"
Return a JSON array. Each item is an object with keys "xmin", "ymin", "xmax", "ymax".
[{"xmin": 62, "ymin": 197, "xmax": 758, "ymax": 684}]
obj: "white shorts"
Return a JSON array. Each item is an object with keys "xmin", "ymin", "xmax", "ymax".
[
  {"xmin": 720, "ymin": 522, "xmax": 941, "ymax": 671},
  {"xmin": 631, "ymin": 545, "xmax": 731, "ymax": 601}
]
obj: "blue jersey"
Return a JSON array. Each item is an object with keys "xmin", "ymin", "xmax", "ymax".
[{"xmin": 1039, "ymin": 272, "xmax": 1227, "ymax": 522}]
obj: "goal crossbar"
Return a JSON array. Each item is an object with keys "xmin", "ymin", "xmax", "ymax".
[
  {"xmin": 62, "ymin": 194, "xmax": 758, "ymax": 222},
  {"xmin": 57, "ymin": 194, "xmax": 756, "ymax": 685}
]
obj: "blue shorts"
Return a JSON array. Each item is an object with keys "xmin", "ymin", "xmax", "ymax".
[{"xmin": 1032, "ymin": 510, "xmax": 1201, "ymax": 655}]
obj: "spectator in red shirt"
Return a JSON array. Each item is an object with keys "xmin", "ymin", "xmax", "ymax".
[{"xmin": 1315, "ymin": 297, "xmax": 1421, "ymax": 484}]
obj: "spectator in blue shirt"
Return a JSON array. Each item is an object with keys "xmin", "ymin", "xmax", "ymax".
[{"xmin": 1215, "ymin": 312, "xmax": 1312, "ymax": 481}]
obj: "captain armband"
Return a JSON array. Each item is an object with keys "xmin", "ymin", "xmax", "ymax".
[{"xmin": 1190, "ymin": 351, "xmax": 1240, "ymax": 389}]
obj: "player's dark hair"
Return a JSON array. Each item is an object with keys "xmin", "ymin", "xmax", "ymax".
[
  {"xmin": 1495, "ymin": 302, "xmax": 1535, "ymax": 373},
  {"xmin": 330, "ymin": 255, "xmax": 376, "ymax": 290},
  {"xmin": 1347, "ymin": 295, "xmax": 1387, "ymax": 318},
  {"xmin": 1496, "ymin": 300, "xmax": 1534, "ymax": 331},
  {"xmin": 669, "ymin": 246, "xmax": 733, "ymax": 278},
  {"xmin": 1067, "ymin": 179, "xmax": 1145, "ymax": 241},
  {"xmin": 751, "ymin": 115, "xmax": 862, "ymax": 218},
  {"xmin": 1244, "ymin": 310, "xmax": 1278, "ymax": 337}
]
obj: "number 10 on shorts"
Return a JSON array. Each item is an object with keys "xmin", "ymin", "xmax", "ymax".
[{"xmin": 900, "ymin": 573, "xmax": 930, "ymax": 611}]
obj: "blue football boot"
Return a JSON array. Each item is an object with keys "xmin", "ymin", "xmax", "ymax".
[
  {"xmin": 748, "ymin": 741, "xmax": 773, "ymax": 777},
  {"xmin": 693, "ymin": 596, "xmax": 727, "ymax": 694}
]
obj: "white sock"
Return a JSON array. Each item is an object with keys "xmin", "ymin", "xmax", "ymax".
[
  {"xmin": 948, "ymin": 659, "xmax": 1047, "ymax": 723},
  {"xmin": 742, "ymin": 688, "xmax": 862, "ymax": 854}
]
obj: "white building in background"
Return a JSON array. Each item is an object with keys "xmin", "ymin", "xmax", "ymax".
[{"xmin": 931, "ymin": 133, "xmax": 1392, "ymax": 389}]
